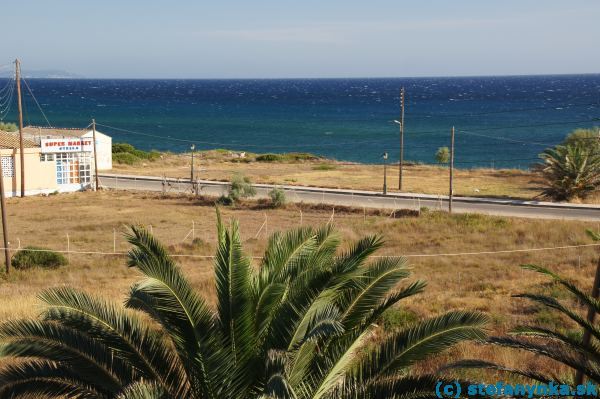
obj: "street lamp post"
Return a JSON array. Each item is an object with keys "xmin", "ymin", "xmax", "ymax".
[
  {"xmin": 382, "ymin": 152, "xmax": 388, "ymax": 195},
  {"xmin": 190, "ymin": 144, "xmax": 196, "ymax": 183}
]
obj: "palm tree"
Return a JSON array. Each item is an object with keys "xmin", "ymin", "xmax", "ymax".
[
  {"xmin": 0, "ymin": 211, "xmax": 488, "ymax": 398},
  {"xmin": 536, "ymin": 143, "xmax": 600, "ymax": 201},
  {"xmin": 451, "ymin": 241, "xmax": 600, "ymax": 383}
]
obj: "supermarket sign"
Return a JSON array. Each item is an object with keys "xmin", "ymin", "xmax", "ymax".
[{"xmin": 41, "ymin": 138, "xmax": 93, "ymax": 153}]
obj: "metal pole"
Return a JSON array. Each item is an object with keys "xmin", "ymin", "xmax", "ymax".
[
  {"xmin": 92, "ymin": 119, "xmax": 99, "ymax": 191},
  {"xmin": 383, "ymin": 152, "xmax": 388, "ymax": 195},
  {"xmin": 15, "ymin": 59, "xmax": 25, "ymax": 197},
  {"xmin": 399, "ymin": 87, "xmax": 405, "ymax": 191},
  {"xmin": 449, "ymin": 127, "xmax": 455, "ymax": 213},
  {"xmin": 0, "ymin": 153, "xmax": 10, "ymax": 273},
  {"xmin": 190, "ymin": 144, "xmax": 195, "ymax": 183}
]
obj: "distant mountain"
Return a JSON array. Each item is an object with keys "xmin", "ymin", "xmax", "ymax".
[{"xmin": 0, "ymin": 69, "xmax": 84, "ymax": 79}]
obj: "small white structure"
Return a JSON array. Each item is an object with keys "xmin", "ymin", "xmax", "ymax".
[{"xmin": 22, "ymin": 126, "xmax": 112, "ymax": 170}]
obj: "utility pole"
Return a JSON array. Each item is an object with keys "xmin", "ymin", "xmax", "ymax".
[
  {"xmin": 92, "ymin": 119, "xmax": 99, "ymax": 191},
  {"xmin": 398, "ymin": 87, "xmax": 405, "ymax": 191},
  {"xmin": 15, "ymin": 59, "xmax": 25, "ymax": 197},
  {"xmin": 190, "ymin": 144, "xmax": 195, "ymax": 182},
  {"xmin": 449, "ymin": 127, "xmax": 455, "ymax": 213},
  {"xmin": 0, "ymin": 153, "xmax": 10, "ymax": 273},
  {"xmin": 382, "ymin": 152, "xmax": 388, "ymax": 195}
]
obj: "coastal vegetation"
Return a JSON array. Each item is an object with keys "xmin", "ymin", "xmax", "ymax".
[
  {"xmin": 0, "ymin": 122, "xmax": 17, "ymax": 132},
  {"xmin": 226, "ymin": 174, "xmax": 257, "ymax": 204},
  {"xmin": 435, "ymin": 147, "xmax": 450, "ymax": 164},
  {"xmin": 536, "ymin": 128, "xmax": 600, "ymax": 201},
  {"xmin": 113, "ymin": 150, "xmax": 543, "ymax": 201},
  {"xmin": 0, "ymin": 216, "xmax": 488, "ymax": 397},
  {"xmin": 255, "ymin": 152, "xmax": 320, "ymax": 162},
  {"xmin": 268, "ymin": 187, "xmax": 286, "ymax": 208},
  {"xmin": 112, "ymin": 142, "xmax": 161, "ymax": 165}
]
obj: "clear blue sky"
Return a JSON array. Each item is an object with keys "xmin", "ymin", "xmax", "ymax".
[{"xmin": 4, "ymin": 0, "xmax": 599, "ymax": 78}]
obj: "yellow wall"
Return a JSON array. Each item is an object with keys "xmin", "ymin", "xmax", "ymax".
[{"xmin": 0, "ymin": 148, "xmax": 58, "ymax": 196}]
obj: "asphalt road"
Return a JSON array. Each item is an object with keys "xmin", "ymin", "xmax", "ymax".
[{"xmin": 99, "ymin": 174, "xmax": 600, "ymax": 221}]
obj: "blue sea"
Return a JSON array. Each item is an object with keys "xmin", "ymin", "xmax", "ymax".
[{"xmin": 2, "ymin": 75, "xmax": 599, "ymax": 168}]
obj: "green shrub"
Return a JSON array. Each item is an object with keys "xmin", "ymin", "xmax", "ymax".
[
  {"xmin": 312, "ymin": 163, "xmax": 336, "ymax": 171},
  {"xmin": 286, "ymin": 152, "xmax": 319, "ymax": 161},
  {"xmin": 268, "ymin": 187, "xmax": 286, "ymax": 208},
  {"xmin": 216, "ymin": 195, "xmax": 234, "ymax": 206},
  {"xmin": 256, "ymin": 153, "xmax": 283, "ymax": 162},
  {"xmin": 112, "ymin": 142, "xmax": 161, "ymax": 163},
  {"xmin": 113, "ymin": 152, "xmax": 141, "ymax": 165},
  {"xmin": 0, "ymin": 122, "xmax": 18, "ymax": 132},
  {"xmin": 228, "ymin": 174, "xmax": 256, "ymax": 203},
  {"xmin": 112, "ymin": 143, "xmax": 136, "ymax": 154},
  {"xmin": 12, "ymin": 246, "xmax": 68, "ymax": 270},
  {"xmin": 255, "ymin": 152, "xmax": 320, "ymax": 163}
]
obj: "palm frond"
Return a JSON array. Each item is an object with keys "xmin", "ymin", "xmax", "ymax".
[
  {"xmin": 125, "ymin": 225, "xmax": 224, "ymax": 399},
  {"xmin": 521, "ymin": 264, "xmax": 600, "ymax": 313},
  {"xmin": 116, "ymin": 380, "xmax": 167, "ymax": 399},
  {"xmin": 442, "ymin": 359, "xmax": 557, "ymax": 383},
  {"xmin": 214, "ymin": 218, "xmax": 259, "ymax": 396},
  {"xmin": 0, "ymin": 319, "xmax": 129, "ymax": 393},
  {"xmin": 39, "ymin": 286, "xmax": 188, "ymax": 397},
  {"xmin": 0, "ymin": 359, "xmax": 106, "ymax": 399},
  {"xmin": 488, "ymin": 336, "xmax": 600, "ymax": 382},
  {"xmin": 359, "ymin": 311, "xmax": 488, "ymax": 381}
]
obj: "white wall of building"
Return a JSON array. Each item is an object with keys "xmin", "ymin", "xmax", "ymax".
[{"xmin": 82, "ymin": 130, "xmax": 112, "ymax": 170}]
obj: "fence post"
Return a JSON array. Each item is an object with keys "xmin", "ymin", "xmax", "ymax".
[
  {"xmin": 192, "ymin": 221, "xmax": 195, "ymax": 240},
  {"xmin": 67, "ymin": 233, "xmax": 70, "ymax": 261},
  {"xmin": 113, "ymin": 229, "xmax": 116, "ymax": 253},
  {"xmin": 300, "ymin": 209, "xmax": 303, "ymax": 225},
  {"xmin": 264, "ymin": 213, "xmax": 268, "ymax": 238}
]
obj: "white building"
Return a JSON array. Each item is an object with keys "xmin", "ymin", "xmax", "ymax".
[{"xmin": 22, "ymin": 126, "xmax": 112, "ymax": 170}]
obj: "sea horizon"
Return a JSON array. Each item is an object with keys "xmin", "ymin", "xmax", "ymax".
[{"xmin": 2, "ymin": 74, "xmax": 599, "ymax": 168}]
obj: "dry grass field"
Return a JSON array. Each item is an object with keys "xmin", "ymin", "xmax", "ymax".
[
  {"xmin": 112, "ymin": 150, "xmax": 549, "ymax": 200},
  {"xmin": 0, "ymin": 189, "xmax": 598, "ymax": 380}
]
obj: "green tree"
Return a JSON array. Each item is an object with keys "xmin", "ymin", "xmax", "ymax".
[
  {"xmin": 536, "ymin": 143, "xmax": 600, "ymax": 201},
  {"xmin": 0, "ymin": 212, "xmax": 488, "ymax": 398},
  {"xmin": 435, "ymin": 147, "xmax": 450, "ymax": 164}
]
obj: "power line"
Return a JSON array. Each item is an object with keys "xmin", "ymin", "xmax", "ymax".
[
  {"xmin": 21, "ymin": 77, "xmax": 52, "ymax": 128},
  {"xmin": 96, "ymin": 122, "xmax": 414, "ymax": 149}
]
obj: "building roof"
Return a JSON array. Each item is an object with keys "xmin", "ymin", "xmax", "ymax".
[
  {"xmin": 23, "ymin": 126, "xmax": 88, "ymax": 138},
  {"xmin": 0, "ymin": 132, "xmax": 38, "ymax": 149}
]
